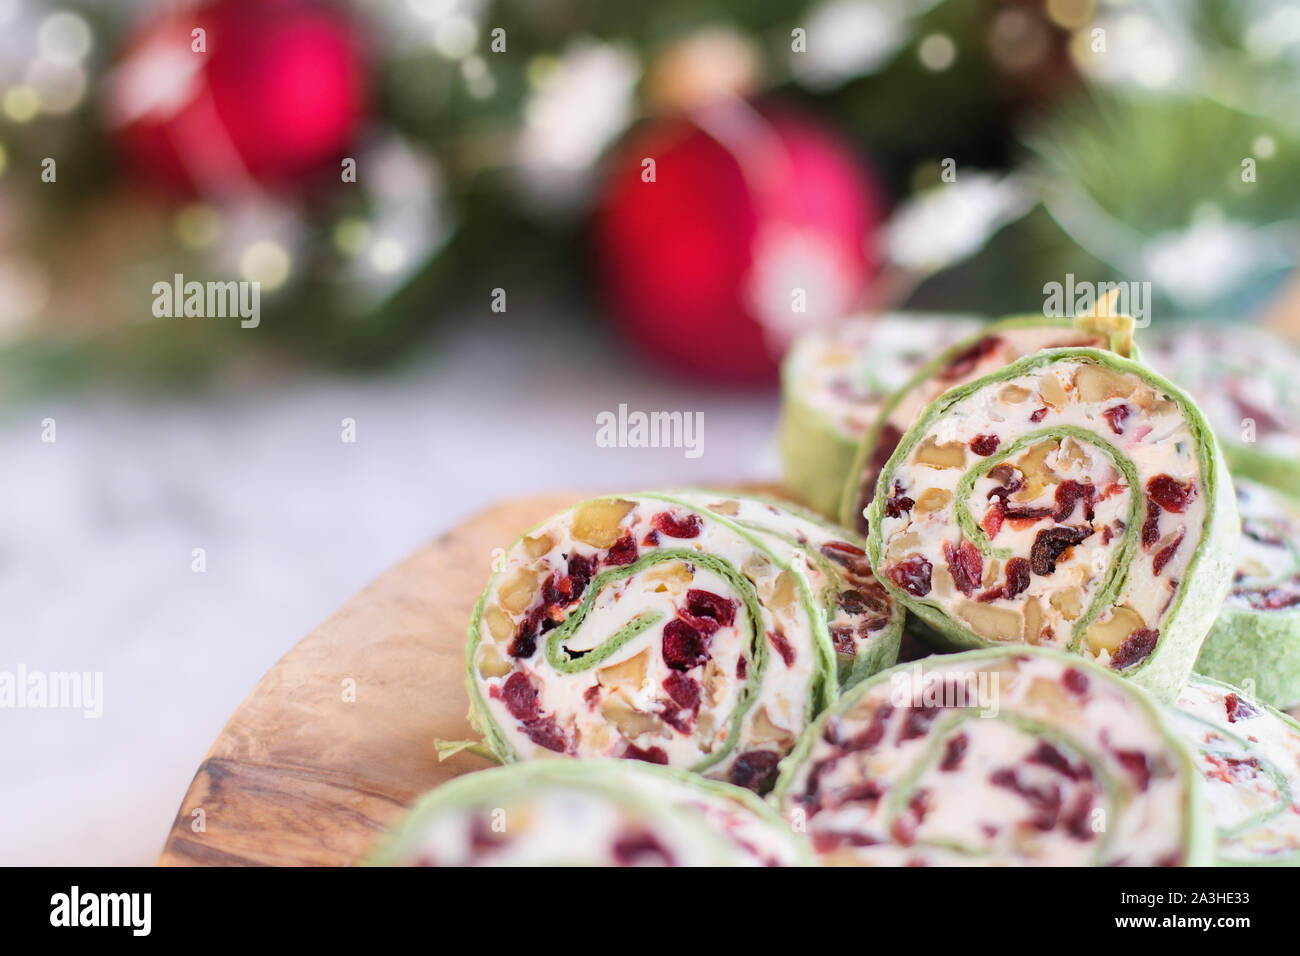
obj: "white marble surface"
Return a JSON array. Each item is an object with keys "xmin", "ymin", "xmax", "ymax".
[{"xmin": 0, "ymin": 315, "xmax": 781, "ymax": 864}]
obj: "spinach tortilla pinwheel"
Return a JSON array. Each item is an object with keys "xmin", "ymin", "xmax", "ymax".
[
  {"xmin": 865, "ymin": 347, "xmax": 1238, "ymax": 702},
  {"xmin": 368, "ymin": 759, "xmax": 810, "ymax": 866},
  {"xmin": 1196, "ymin": 479, "xmax": 1300, "ymax": 710},
  {"xmin": 466, "ymin": 491, "xmax": 900, "ymax": 791},
  {"xmin": 778, "ymin": 313, "xmax": 981, "ymax": 518},
  {"xmin": 772, "ymin": 648, "xmax": 1211, "ymax": 866},
  {"xmin": 1146, "ymin": 323, "xmax": 1300, "ymax": 500},
  {"xmin": 1170, "ymin": 676, "xmax": 1300, "ymax": 866},
  {"xmin": 839, "ymin": 312, "xmax": 1137, "ymax": 531}
]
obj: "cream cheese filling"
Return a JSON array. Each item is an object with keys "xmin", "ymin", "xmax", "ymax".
[
  {"xmin": 791, "ymin": 654, "xmax": 1192, "ymax": 866},
  {"xmin": 879, "ymin": 358, "xmax": 1207, "ymax": 666},
  {"xmin": 1173, "ymin": 678, "xmax": 1300, "ymax": 862}
]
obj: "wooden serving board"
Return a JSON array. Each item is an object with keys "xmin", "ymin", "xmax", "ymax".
[{"xmin": 158, "ymin": 492, "xmax": 586, "ymax": 866}]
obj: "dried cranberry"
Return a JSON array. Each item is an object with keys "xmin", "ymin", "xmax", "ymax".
[
  {"xmin": 605, "ymin": 533, "xmax": 638, "ymax": 566},
  {"xmin": 890, "ymin": 815, "xmax": 919, "ymax": 847},
  {"xmin": 970, "ymin": 434, "xmax": 1000, "ymax": 456},
  {"xmin": 1062, "ymin": 789, "xmax": 1098, "ymax": 841},
  {"xmin": 821, "ymin": 540, "xmax": 868, "ymax": 564},
  {"xmin": 833, "ymin": 780, "xmax": 885, "ymax": 808},
  {"xmin": 1240, "ymin": 584, "xmax": 1300, "ymax": 611},
  {"xmin": 1152, "ymin": 528, "xmax": 1185, "ymax": 575},
  {"xmin": 842, "ymin": 585, "xmax": 891, "ymax": 630},
  {"xmin": 884, "ymin": 481, "xmax": 915, "ymax": 518},
  {"xmin": 523, "ymin": 717, "xmax": 567, "ymax": 753},
  {"xmin": 652, "ymin": 511, "xmax": 702, "ymax": 538},
  {"xmin": 899, "ymin": 705, "xmax": 941, "ymax": 741},
  {"xmin": 1004, "ymin": 557, "xmax": 1031, "ymax": 598},
  {"xmin": 991, "ymin": 768, "xmax": 1062, "ymax": 831},
  {"xmin": 768, "ymin": 629, "xmax": 796, "ymax": 667},
  {"xmin": 508, "ymin": 624, "xmax": 538, "ymax": 659},
  {"xmin": 943, "ymin": 539, "xmax": 984, "ymax": 596},
  {"xmin": 566, "ymin": 553, "xmax": 595, "ymax": 594},
  {"xmin": 1102, "ymin": 403, "xmax": 1131, "ymax": 435},
  {"xmin": 837, "ymin": 588, "xmax": 871, "ymax": 616},
  {"xmin": 830, "ymin": 626, "xmax": 856, "ymax": 657},
  {"xmin": 469, "ymin": 815, "xmax": 505, "ymax": 852},
  {"xmin": 684, "ymin": 589, "xmax": 736, "ymax": 628},
  {"xmin": 659, "ymin": 704, "xmax": 694, "ymax": 735},
  {"xmin": 887, "ymin": 555, "xmax": 933, "ymax": 597},
  {"xmin": 663, "ymin": 672, "xmax": 700, "ymax": 711},
  {"xmin": 1114, "ymin": 750, "xmax": 1152, "ymax": 792},
  {"xmin": 1147, "ymin": 475, "xmax": 1196, "ymax": 513},
  {"xmin": 939, "ymin": 336, "xmax": 1001, "ymax": 380},
  {"xmin": 908, "ymin": 790, "xmax": 931, "ymax": 823},
  {"xmin": 1224, "ymin": 693, "xmax": 1258, "ymax": 723},
  {"xmin": 611, "ymin": 830, "xmax": 674, "ymax": 865},
  {"xmin": 729, "ymin": 750, "xmax": 781, "ymax": 791},
  {"xmin": 1002, "ymin": 504, "xmax": 1054, "ymax": 524},
  {"xmin": 983, "ymin": 502, "xmax": 1004, "ymax": 539},
  {"xmin": 844, "ymin": 703, "xmax": 894, "ymax": 752},
  {"xmin": 1062, "ymin": 669, "xmax": 1089, "ymax": 695},
  {"xmin": 1029, "ymin": 525, "xmax": 1092, "ymax": 576},
  {"xmin": 503, "ymin": 672, "xmax": 541, "ymax": 721},
  {"xmin": 1110, "ymin": 627, "xmax": 1158, "ymax": 670},
  {"xmin": 583, "ymin": 684, "xmax": 600, "ymax": 706},
  {"xmin": 1141, "ymin": 499, "xmax": 1162, "ymax": 548},
  {"xmin": 622, "ymin": 742, "xmax": 669, "ymax": 765},
  {"xmin": 1029, "ymin": 741, "xmax": 1081, "ymax": 780},
  {"xmin": 1029, "ymin": 407, "xmax": 1048, "ymax": 423},
  {"xmin": 1243, "ymin": 520, "xmax": 1286, "ymax": 547},
  {"xmin": 1053, "ymin": 480, "xmax": 1096, "ymax": 522},
  {"xmin": 662, "ymin": 619, "xmax": 708, "ymax": 671},
  {"xmin": 941, "ymin": 733, "xmax": 969, "ymax": 771},
  {"xmin": 856, "ymin": 424, "xmax": 905, "ymax": 534},
  {"xmin": 811, "ymin": 830, "xmax": 880, "ymax": 853}
]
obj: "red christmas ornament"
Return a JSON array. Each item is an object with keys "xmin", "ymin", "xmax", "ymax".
[
  {"xmin": 594, "ymin": 107, "xmax": 881, "ymax": 384},
  {"xmin": 107, "ymin": 0, "xmax": 368, "ymax": 194}
]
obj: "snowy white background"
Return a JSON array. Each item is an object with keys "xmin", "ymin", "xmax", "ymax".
[{"xmin": 0, "ymin": 315, "xmax": 781, "ymax": 864}]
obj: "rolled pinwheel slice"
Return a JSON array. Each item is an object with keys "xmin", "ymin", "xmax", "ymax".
[
  {"xmin": 1170, "ymin": 676, "xmax": 1300, "ymax": 866},
  {"xmin": 773, "ymin": 648, "xmax": 1210, "ymax": 866},
  {"xmin": 368, "ymin": 759, "xmax": 810, "ymax": 866},
  {"xmin": 866, "ymin": 348, "xmax": 1238, "ymax": 701},
  {"xmin": 1196, "ymin": 480, "xmax": 1300, "ymax": 710},
  {"xmin": 839, "ymin": 313, "xmax": 1136, "ymax": 530},
  {"xmin": 778, "ymin": 313, "xmax": 981, "ymax": 517},
  {"xmin": 673, "ymin": 491, "xmax": 903, "ymax": 688},
  {"xmin": 1147, "ymin": 323, "xmax": 1300, "ymax": 500},
  {"xmin": 467, "ymin": 492, "xmax": 896, "ymax": 790}
]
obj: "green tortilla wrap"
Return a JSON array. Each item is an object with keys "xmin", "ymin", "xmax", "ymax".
[
  {"xmin": 777, "ymin": 313, "xmax": 981, "ymax": 518},
  {"xmin": 865, "ymin": 348, "xmax": 1238, "ymax": 702},
  {"xmin": 465, "ymin": 491, "xmax": 898, "ymax": 791},
  {"xmin": 839, "ymin": 313, "xmax": 1138, "ymax": 531},
  {"xmin": 772, "ymin": 647, "xmax": 1211, "ymax": 866},
  {"xmin": 367, "ymin": 759, "xmax": 810, "ymax": 866},
  {"xmin": 1170, "ymin": 676, "xmax": 1300, "ymax": 866},
  {"xmin": 1195, "ymin": 479, "xmax": 1300, "ymax": 709}
]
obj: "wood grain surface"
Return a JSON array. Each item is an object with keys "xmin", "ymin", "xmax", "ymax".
[{"xmin": 158, "ymin": 492, "xmax": 583, "ymax": 866}]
